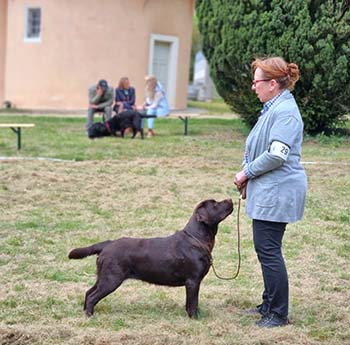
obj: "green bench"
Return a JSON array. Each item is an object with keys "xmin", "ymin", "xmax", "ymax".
[
  {"xmin": 0, "ymin": 123, "xmax": 35, "ymax": 150},
  {"xmin": 166, "ymin": 113, "xmax": 201, "ymax": 135}
]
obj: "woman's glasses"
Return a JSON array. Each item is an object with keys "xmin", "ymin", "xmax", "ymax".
[{"xmin": 252, "ymin": 79, "xmax": 271, "ymax": 87}]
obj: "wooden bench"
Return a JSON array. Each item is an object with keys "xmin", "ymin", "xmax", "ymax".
[
  {"xmin": 0, "ymin": 123, "xmax": 35, "ymax": 150},
  {"xmin": 166, "ymin": 113, "xmax": 201, "ymax": 135}
]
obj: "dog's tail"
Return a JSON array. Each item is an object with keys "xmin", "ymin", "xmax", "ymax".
[
  {"xmin": 68, "ymin": 240, "xmax": 113, "ymax": 259},
  {"xmin": 139, "ymin": 114, "xmax": 157, "ymax": 119}
]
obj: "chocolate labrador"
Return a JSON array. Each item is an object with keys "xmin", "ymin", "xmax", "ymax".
[{"xmin": 68, "ymin": 198, "xmax": 233, "ymax": 318}]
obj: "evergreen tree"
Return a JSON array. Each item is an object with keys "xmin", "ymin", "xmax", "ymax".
[{"xmin": 196, "ymin": 0, "xmax": 350, "ymax": 134}]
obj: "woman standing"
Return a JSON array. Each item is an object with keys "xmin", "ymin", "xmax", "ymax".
[
  {"xmin": 234, "ymin": 56, "xmax": 307, "ymax": 328},
  {"xmin": 140, "ymin": 75, "xmax": 169, "ymax": 137}
]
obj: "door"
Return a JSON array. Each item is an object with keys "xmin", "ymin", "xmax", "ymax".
[
  {"xmin": 149, "ymin": 34, "xmax": 179, "ymax": 108},
  {"xmin": 152, "ymin": 41, "xmax": 171, "ymax": 96}
]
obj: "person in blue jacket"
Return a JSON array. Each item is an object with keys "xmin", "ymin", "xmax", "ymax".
[
  {"xmin": 234, "ymin": 56, "xmax": 307, "ymax": 328},
  {"xmin": 113, "ymin": 77, "xmax": 136, "ymax": 114},
  {"xmin": 139, "ymin": 75, "xmax": 169, "ymax": 137}
]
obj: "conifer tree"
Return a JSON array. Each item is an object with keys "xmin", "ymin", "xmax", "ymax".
[{"xmin": 196, "ymin": 0, "xmax": 350, "ymax": 134}]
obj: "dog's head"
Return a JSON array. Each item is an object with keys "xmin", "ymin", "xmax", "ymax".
[
  {"xmin": 194, "ymin": 199, "xmax": 233, "ymax": 226},
  {"xmin": 88, "ymin": 122, "xmax": 110, "ymax": 138}
]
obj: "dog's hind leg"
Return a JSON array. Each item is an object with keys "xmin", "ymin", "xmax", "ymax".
[
  {"xmin": 140, "ymin": 118, "xmax": 144, "ymax": 139},
  {"xmin": 185, "ymin": 279, "xmax": 201, "ymax": 319},
  {"xmin": 84, "ymin": 283, "xmax": 97, "ymax": 311},
  {"xmin": 84, "ymin": 257, "xmax": 127, "ymax": 316},
  {"xmin": 85, "ymin": 274, "xmax": 124, "ymax": 317}
]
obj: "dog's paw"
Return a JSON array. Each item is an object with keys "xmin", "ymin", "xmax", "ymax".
[
  {"xmin": 187, "ymin": 311, "xmax": 199, "ymax": 320},
  {"xmin": 85, "ymin": 310, "xmax": 94, "ymax": 318}
]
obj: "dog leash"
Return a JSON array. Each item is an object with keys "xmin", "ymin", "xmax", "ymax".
[
  {"xmin": 183, "ymin": 196, "xmax": 242, "ymax": 280},
  {"xmin": 211, "ymin": 196, "xmax": 242, "ymax": 280}
]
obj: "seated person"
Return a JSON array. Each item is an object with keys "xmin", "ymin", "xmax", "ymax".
[
  {"xmin": 86, "ymin": 79, "xmax": 114, "ymax": 130},
  {"xmin": 113, "ymin": 77, "xmax": 136, "ymax": 114},
  {"xmin": 139, "ymin": 75, "xmax": 169, "ymax": 138}
]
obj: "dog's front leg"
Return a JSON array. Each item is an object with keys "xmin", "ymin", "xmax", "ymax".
[{"xmin": 185, "ymin": 280, "xmax": 200, "ymax": 319}]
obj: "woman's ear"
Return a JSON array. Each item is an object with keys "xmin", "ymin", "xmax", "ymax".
[{"xmin": 270, "ymin": 79, "xmax": 279, "ymax": 91}]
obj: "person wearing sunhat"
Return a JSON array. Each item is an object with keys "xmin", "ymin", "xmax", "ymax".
[{"xmin": 86, "ymin": 79, "xmax": 114, "ymax": 130}]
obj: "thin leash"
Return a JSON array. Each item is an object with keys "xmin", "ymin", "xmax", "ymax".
[
  {"xmin": 211, "ymin": 195, "xmax": 242, "ymax": 280},
  {"xmin": 183, "ymin": 196, "xmax": 242, "ymax": 280}
]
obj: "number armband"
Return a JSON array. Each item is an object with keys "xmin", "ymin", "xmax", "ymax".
[{"xmin": 268, "ymin": 141, "xmax": 290, "ymax": 161}]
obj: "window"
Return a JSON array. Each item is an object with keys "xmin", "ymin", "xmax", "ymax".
[{"xmin": 25, "ymin": 8, "xmax": 41, "ymax": 42}]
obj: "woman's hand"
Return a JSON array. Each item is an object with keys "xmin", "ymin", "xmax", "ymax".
[
  {"xmin": 234, "ymin": 170, "xmax": 248, "ymax": 199},
  {"xmin": 137, "ymin": 103, "xmax": 145, "ymax": 111},
  {"xmin": 234, "ymin": 170, "xmax": 248, "ymax": 188}
]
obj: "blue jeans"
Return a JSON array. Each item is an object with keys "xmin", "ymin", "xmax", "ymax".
[
  {"xmin": 253, "ymin": 219, "xmax": 288, "ymax": 318},
  {"xmin": 146, "ymin": 108, "xmax": 168, "ymax": 129}
]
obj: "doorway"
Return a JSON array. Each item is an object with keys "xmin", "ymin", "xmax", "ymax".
[{"xmin": 148, "ymin": 34, "xmax": 179, "ymax": 108}]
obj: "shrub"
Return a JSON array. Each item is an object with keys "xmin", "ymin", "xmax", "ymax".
[{"xmin": 196, "ymin": 0, "xmax": 350, "ymax": 134}]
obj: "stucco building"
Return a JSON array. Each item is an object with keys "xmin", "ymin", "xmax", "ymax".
[{"xmin": 0, "ymin": 0, "xmax": 194, "ymax": 110}]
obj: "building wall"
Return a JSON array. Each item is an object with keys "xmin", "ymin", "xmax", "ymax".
[
  {"xmin": 4, "ymin": 0, "xmax": 194, "ymax": 110},
  {"xmin": 0, "ymin": 0, "xmax": 7, "ymax": 105}
]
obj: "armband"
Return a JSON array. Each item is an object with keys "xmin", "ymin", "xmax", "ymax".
[{"xmin": 268, "ymin": 141, "xmax": 290, "ymax": 161}]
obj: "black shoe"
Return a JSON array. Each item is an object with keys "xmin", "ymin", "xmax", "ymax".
[
  {"xmin": 256, "ymin": 313, "xmax": 289, "ymax": 328},
  {"xmin": 241, "ymin": 304, "xmax": 268, "ymax": 316}
]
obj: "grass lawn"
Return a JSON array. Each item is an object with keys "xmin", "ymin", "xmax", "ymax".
[
  {"xmin": 188, "ymin": 99, "xmax": 233, "ymax": 114},
  {"xmin": 0, "ymin": 114, "xmax": 349, "ymax": 345}
]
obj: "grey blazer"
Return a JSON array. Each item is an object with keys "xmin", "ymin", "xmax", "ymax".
[{"xmin": 243, "ymin": 90, "xmax": 307, "ymax": 223}]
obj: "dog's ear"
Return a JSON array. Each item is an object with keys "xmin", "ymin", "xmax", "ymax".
[{"xmin": 195, "ymin": 205, "xmax": 210, "ymax": 224}]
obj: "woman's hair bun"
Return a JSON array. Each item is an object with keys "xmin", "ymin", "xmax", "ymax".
[{"xmin": 287, "ymin": 63, "xmax": 300, "ymax": 83}]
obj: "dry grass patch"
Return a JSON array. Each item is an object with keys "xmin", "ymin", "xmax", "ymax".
[{"xmin": 0, "ymin": 116, "xmax": 349, "ymax": 344}]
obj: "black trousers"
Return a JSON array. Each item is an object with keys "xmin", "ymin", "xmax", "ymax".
[{"xmin": 253, "ymin": 219, "xmax": 288, "ymax": 318}]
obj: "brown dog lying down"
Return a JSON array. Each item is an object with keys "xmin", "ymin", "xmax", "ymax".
[{"xmin": 68, "ymin": 198, "xmax": 233, "ymax": 318}]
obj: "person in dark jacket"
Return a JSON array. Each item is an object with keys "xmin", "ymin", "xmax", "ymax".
[{"xmin": 113, "ymin": 77, "xmax": 136, "ymax": 114}]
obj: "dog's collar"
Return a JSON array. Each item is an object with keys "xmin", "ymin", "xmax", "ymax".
[{"xmin": 183, "ymin": 229, "xmax": 213, "ymax": 265}]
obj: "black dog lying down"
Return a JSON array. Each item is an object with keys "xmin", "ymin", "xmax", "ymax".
[
  {"xmin": 88, "ymin": 110, "xmax": 156, "ymax": 139},
  {"xmin": 68, "ymin": 198, "xmax": 233, "ymax": 318}
]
